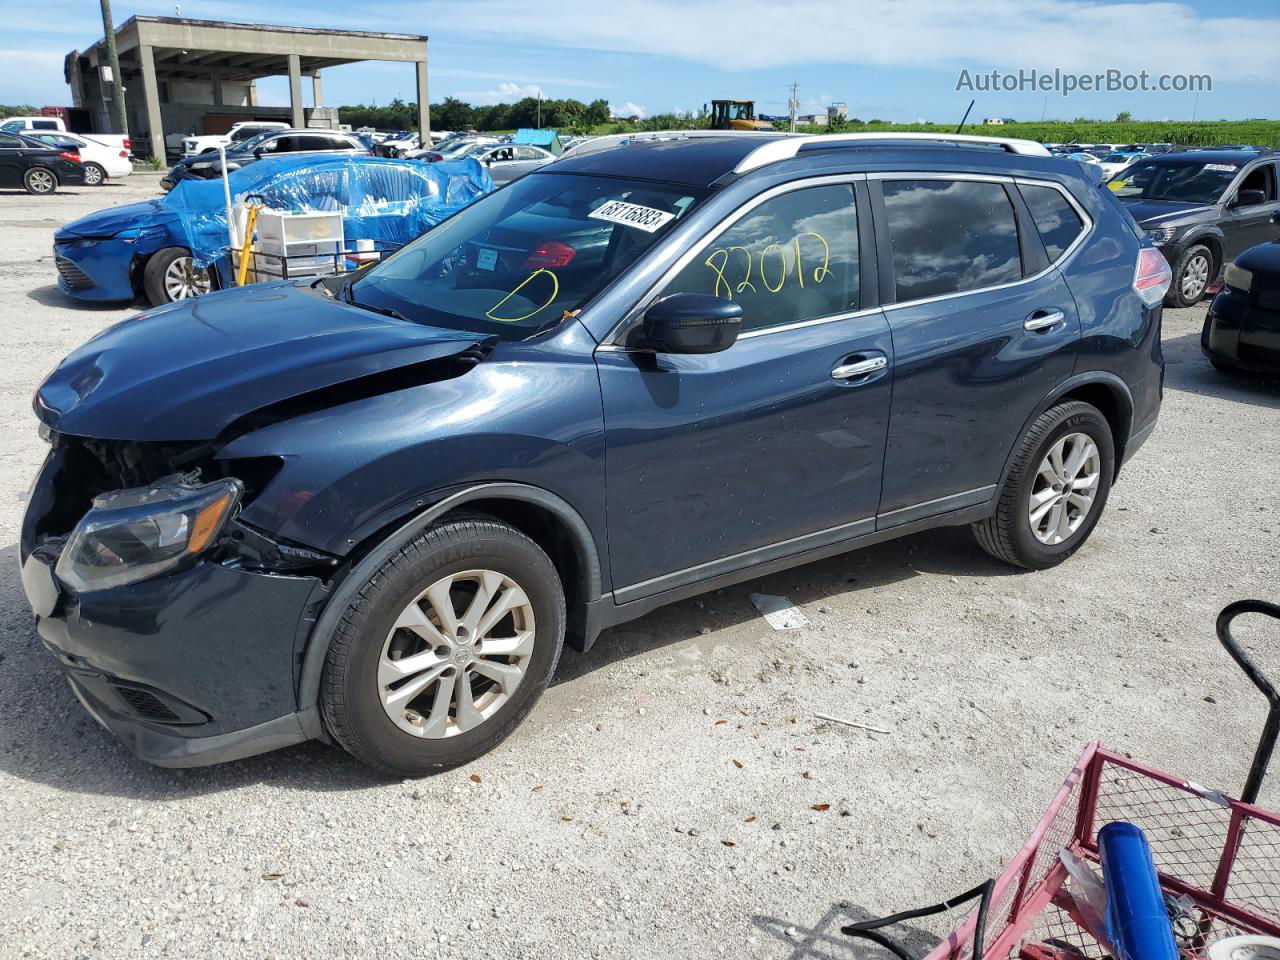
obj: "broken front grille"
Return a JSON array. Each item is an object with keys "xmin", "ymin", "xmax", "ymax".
[{"xmin": 54, "ymin": 256, "xmax": 93, "ymax": 290}]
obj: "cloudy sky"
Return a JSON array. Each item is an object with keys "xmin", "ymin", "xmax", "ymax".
[{"xmin": 4, "ymin": 0, "xmax": 1279, "ymax": 122}]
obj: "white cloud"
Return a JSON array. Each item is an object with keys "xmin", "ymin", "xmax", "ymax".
[
  {"xmin": 426, "ymin": 0, "xmax": 1280, "ymax": 82},
  {"xmin": 610, "ymin": 100, "xmax": 647, "ymax": 118},
  {"xmin": 456, "ymin": 81, "xmax": 546, "ymax": 105}
]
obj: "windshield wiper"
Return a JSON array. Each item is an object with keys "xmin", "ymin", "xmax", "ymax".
[{"xmin": 341, "ymin": 281, "xmax": 411, "ymax": 322}]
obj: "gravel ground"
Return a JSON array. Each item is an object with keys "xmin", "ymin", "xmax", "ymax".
[{"xmin": 0, "ymin": 178, "xmax": 1277, "ymax": 960}]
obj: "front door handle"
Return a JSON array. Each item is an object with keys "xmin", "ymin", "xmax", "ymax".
[
  {"xmin": 831, "ymin": 355, "xmax": 888, "ymax": 380},
  {"xmin": 1024, "ymin": 309, "xmax": 1066, "ymax": 332}
]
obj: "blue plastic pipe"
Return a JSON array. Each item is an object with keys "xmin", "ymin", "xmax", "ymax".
[{"xmin": 1098, "ymin": 822, "xmax": 1179, "ymax": 960}]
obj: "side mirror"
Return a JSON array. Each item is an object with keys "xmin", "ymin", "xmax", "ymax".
[
  {"xmin": 1272, "ymin": 210, "xmax": 1280, "ymax": 225},
  {"xmin": 252, "ymin": 147, "xmax": 264, "ymax": 158},
  {"xmin": 640, "ymin": 293, "xmax": 742, "ymax": 354},
  {"xmin": 1234, "ymin": 188, "xmax": 1266, "ymax": 207}
]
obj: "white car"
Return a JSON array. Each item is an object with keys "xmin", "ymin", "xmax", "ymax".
[
  {"xmin": 1097, "ymin": 151, "xmax": 1145, "ymax": 180},
  {"xmin": 0, "ymin": 116, "xmax": 131, "ymax": 158},
  {"xmin": 25, "ymin": 132, "xmax": 133, "ymax": 184},
  {"xmin": 182, "ymin": 121, "xmax": 289, "ymax": 157}
]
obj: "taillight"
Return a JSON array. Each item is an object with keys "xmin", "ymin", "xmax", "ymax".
[
  {"xmin": 123, "ymin": 138, "xmax": 132, "ymax": 151},
  {"xmin": 58, "ymin": 151, "xmax": 80, "ymax": 164},
  {"xmin": 1133, "ymin": 247, "xmax": 1172, "ymax": 307},
  {"xmin": 522, "ymin": 241, "xmax": 577, "ymax": 269},
  {"xmin": 119, "ymin": 150, "xmax": 128, "ymax": 157}
]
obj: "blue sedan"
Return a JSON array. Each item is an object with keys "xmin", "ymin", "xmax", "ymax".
[{"xmin": 54, "ymin": 154, "xmax": 491, "ymax": 305}]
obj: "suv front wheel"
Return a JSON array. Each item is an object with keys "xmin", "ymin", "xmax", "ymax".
[
  {"xmin": 321, "ymin": 517, "xmax": 566, "ymax": 777},
  {"xmin": 1165, "ymin": 243, "xmax": 1214, "ymax": 308},
  {"xmin": 972, "ymin": 401, "xmax": 1115, "ymax": 570}
]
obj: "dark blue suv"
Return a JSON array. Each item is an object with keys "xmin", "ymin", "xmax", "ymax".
[{"xmin": 22, "ymin": 133, "xmax": 1170, "ymax": 776}]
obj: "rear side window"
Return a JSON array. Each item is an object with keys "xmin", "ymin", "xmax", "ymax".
[
  {"xmin": 0, "ymin": 133, "xmax": 23, "ymax": 148},
  {"xmin": 658, "ymin": 184, "xmax": 860, "ymax": 334},
  {"xmin": 881, "ymin": 179, "xmax": 1022, "ymax": 302},
  {"xmin": 1019, "ymin": 184, "xmax": 1085, "ymax": 262}
]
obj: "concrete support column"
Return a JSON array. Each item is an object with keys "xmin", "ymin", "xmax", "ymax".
[
  {"xmin": 311, "ymin": 71, "xmax": 323, "ymax": 108},
  {"xmin": 288, "ymin": 54, "xmax": 304, "ymax": 128},
  {"xmin": 415, "ymin": 58, "xmax": 430, "ymax": 141},
  {"xmin": 212, "ymin": 77, "xmax": 224, "ymax": 107},
  {"xmin": 138, "ymin": 44, "xmax": 165, "ymax": 162}
]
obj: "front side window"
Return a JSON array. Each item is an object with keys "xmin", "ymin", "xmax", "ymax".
[
  {"xmin": 881, "ymin": 179, "xmax": 1022, "ymax": 302},
  {"xmin": 1020, "ymin": 184, "xmax": 1085, "ymax": 262},
  {"xmin": 1108, "ymin": 159, "xmax": 1241, "ymax": 204},
  {"xmin": 0, "ymin": 133, "xmax": 22, "ymax": 148},
  {"xmin": 349, "ymin": 173, "xmax": 706, "ymax": 340},
  {"xmin": 655, "ymin": 184, "xmax": 860, "ymax": 334}
]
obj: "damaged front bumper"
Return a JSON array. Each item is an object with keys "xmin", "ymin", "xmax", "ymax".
[{"xmin": 20, "ymin": 441, "xmax": 329, "ymax": 767}]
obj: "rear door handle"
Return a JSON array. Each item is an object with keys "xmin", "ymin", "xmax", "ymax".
[
  {"xmin": 1024, "ymin": 309, "xmax": 1066, "ymax": 331},
  {"xmin": 831, "ymin": 356, "xmax": 888, "ymax": 380}
]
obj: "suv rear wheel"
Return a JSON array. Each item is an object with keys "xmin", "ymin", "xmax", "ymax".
[
  {"xmin": 321, "ymin": 517, "xmax": 566, "ymax": 777},
  {"xmin": 1166, "ymin": 243, "xmax": 1213, "ymax": 308},
  {"xmin": 972, "ymin": 401, "xmax": 1115, "ymax": 570}
]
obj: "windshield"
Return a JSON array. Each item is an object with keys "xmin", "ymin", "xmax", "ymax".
[
  {"xmin": 1104, "ymin": 153, "xmax": 1131, "ymax": 163},
  {"xmin": 348, "ymin": 173, "xmax": 706, "ymax": 339},
  {"xmin": 226, "ymin": 131, "xmax": 278, "ymax": 155},
  {"xmin": 1108, "ymin": 159, "xmax": 1240, "ymax": 203}
]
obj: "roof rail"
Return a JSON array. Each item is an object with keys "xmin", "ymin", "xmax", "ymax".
[
  {"xmin": 561, "ymin": 129, "xmax": 781, "ymax": 160},
  {"xmin": 733, "ymin": 132, "xmax": 1052, "ymax": 174}
]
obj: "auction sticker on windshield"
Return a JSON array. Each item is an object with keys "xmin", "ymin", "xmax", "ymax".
[
  {"xmin": 1204, "ymin": 164, "xmax": 1238, "ymax": 172},
  {"xmin": 588, "ymin": 199, "xmax": 676, "ymax": 233}
]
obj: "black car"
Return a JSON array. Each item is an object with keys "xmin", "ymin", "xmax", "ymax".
[
  {"xmin": 160, "ymin": 129, "xmax": 369, "ymax": 191},
  {"xmin": 1107, "ymin": 149, "xmax": 1280, "ymax": 307},
  {"xmin": 1202, "ymin": 232, "xmax": 1280, "ymax": 375},
  {"xmin": 0, "ymin": 132, "xmax": 86, "ymax": 194}
]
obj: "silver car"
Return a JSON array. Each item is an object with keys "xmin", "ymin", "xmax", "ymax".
[{"xmin": 469, "ymin": 143, "xmax": 556, "ymax": 185}]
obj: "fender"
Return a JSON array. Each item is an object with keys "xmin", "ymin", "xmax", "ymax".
[
  {"xmin": 1174, "ymin": 225, "xmax": 1227, "ymax": 271},
  {"xmin": 293, "ymin": 481, "xmax": 604, "ymax": 734},
  {"xmin": 995, "ymin": 371, "xmax": 1135, "ymax": 490}
]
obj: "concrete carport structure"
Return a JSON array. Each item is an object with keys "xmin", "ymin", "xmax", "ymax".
[{"xmin": 66, "ymin": 16, "xmax": 429, "ymax": 161}]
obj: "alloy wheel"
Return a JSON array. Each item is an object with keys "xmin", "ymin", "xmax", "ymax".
[
  {"xmin": 83, "ymin": 164, "xmax": 103, "ymax": 185},
  {"xmin": 378, "ymin": 569, "xmax": 536, "ymax": 739},
  {"xmin": 1181, "ymin": 253, "xmax": 1210, "ymax": 302},
  {"xmin": 163, "ymin": 256, "xmax": 212, "ymax": 300},
  {"xmin": 27, "ymin": 169, "xmax": 54, "ymax": 193},
  {"xmin": 1028, "ymin": 432, "xmax": 1101, "ymax": 545}
]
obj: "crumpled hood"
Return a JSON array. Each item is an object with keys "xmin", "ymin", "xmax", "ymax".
[
  {"xmin": 1117, "ymin": 198, "xmax": 1216, "ymax": 228},
  {"xmin": 36, "ymin": 281, "xmax": 482, "ymax": 441},
  {"xmin": 55, "ymin": 199, "xmax": 175, "ymax": 240}
]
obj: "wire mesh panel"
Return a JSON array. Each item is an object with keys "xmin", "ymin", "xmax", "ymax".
[{"xmin": 923, "ymin": 746, "xmax": 1280, "ymax": 960}]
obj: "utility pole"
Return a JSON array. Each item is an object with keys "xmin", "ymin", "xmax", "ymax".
[
  {"xmin": 98, "ymin": 0, "xmax": 128, "ymax": 135},
  {"xmin": 537, "ymin": 89, "xmax": 542, "ymax": 128},
  {"xmin": 788, "ymin": 81, "xmax": 798, "ymax": 132}
]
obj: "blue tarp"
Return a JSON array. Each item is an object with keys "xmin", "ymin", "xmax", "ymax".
[
  {"xmin": 512, "ymin": 128, "xmax": 563, "ymax": 155},
  {"xmin": 163, "ymin": 154, "xmax": 493, "ymax": 267}
]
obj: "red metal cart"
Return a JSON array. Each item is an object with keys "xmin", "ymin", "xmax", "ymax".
[{"xmin": 846, "ymin": 600, "xmax": 1280, "ymax": 960}]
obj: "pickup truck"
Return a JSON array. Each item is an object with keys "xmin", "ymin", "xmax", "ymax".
[
  {"xmin": 0, "ymin": 116, "xmax": 131, "ymax": 157},
  {"xmin": 182, "ymin": 121, "xmax": 290, "ymax": 157}
]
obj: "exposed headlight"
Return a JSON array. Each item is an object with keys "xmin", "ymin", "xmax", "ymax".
[
  {"xmin": 1145, "ymin": 226, "xmax": 1178, "ymax": 245},
  {"xmin": 55, "ymin": 477, "xmax": 242, "ymax": 592},
  {"xmin": 1224, "ymin": 262, "xmax": 1253, "ymax": 292}
]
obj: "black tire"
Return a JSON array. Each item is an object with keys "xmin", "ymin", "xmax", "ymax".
[
  {"xmin": 83, "ymin": 162, "xmax": 107, "ymax": 186},
  {"xmin": 972, "ymin": 401, "xmax": 1115, "ymax": 570},
  {"xmin": 1165, "ymin": 243, "xmax": 1214, "ymax": 308},
  {"xmin": 143, "ymin": 247, "xmax": 211, "ymax": 305},
  {"xmin": 1209, "ymin": 357, "xmax": 1237, "ymax": 375},
  {"xmin": 23, "ymin": 166, "xmax": 57, "ymax": 195},
  {"xmin": 321, "ymin": 517, "xmax": 566, "ymax": 777}
]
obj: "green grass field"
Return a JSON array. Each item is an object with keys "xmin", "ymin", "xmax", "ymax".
[{"xmin": 568, "ymin": 119, "xmax": 1280, "ymax": 148}]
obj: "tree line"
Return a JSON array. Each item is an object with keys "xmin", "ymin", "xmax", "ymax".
[{"xmin": 338, "ymin": 96, "xmax": 697, "ymax": 134}]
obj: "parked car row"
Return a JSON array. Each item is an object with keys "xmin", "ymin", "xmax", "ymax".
[
  {"xmin": 161, "ymin": 128, "xmax": 370, "ymax": 191},
  {"xmin": 0, "ymin": 131, "xmax": 88, "ymax": 194}
]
